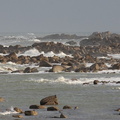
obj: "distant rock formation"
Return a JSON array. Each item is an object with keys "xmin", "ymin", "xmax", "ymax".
[
  {"xmin": 80, "ymin": 31, "xmax": 120, "ymax": 46},
  {"xmin": 37, "ymin": 33, "xmax": 87, "ymax": 40}
]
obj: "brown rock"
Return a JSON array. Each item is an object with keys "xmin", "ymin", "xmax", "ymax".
[
  {"xmin": 24, "ymin": 110, "xmax": 38, "ymax": 116},
  {"xmin": 29, "ymin": 105, "xmax": 46, "ymax": 109},
  {"xmin": 0, "ymin": 97, "xmax": 5, "ymax": 102},
  {"xmin": 93, "ymin": 80, "xmax": 99, "ymax": 85},
  {"xmin": 14, "ymin": 107, "xmax": 23, "ymax": 113},
  {"xmin": 12, "ymin": 114, "xmax": 23, "ymax": 118},
  {"xmin": 40, "ymin": 95, "xmax": 58, "ymax": 105},
  {"xmin": 63, "ymin": 105, "xmax": 72, "ymax": 109}
]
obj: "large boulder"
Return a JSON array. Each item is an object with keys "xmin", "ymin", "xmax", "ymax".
[{"xmin": 40, "ymin": 95, "xmax": 58, "ymax": 105}]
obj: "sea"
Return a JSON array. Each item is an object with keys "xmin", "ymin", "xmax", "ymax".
[{"xmin": 0, "ymin": 32, "xmax": 120, "ymax": 120}]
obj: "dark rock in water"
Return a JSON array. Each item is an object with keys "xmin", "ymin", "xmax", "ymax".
[
  {"xmin": 40, "ymin": 95, "xmax": 58, "ymax": 105},
  {"xmin": 93, "ymin": 80, "xmax": 99, "ymax": 85},
  {"xmin": 63, "ymin": 105, "xmax": 72, "ymax": 109},
  {"xmin": 116, "ymin": 81, "xmax": 120, "ymax": 84},
  {"xmin": 47, "ymin": 106, "xmax": 59, "ymax": 111},
  {"xmin": 29, "ymin": 105, "xmax": 46, "ymax": 109},
  {"xmin": 24, "ymin": 110, "xmax": 38, "ymax": 116},
  {"xmin": 23, "ymin": 67, "xmax": 38, "ymax": 73}
]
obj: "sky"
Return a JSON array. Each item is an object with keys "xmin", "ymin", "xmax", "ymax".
[{"xmin": 0, "ymin": 0, "xmax": 120, "ymax": 33}]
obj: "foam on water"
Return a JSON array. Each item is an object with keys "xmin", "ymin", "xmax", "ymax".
[
  {"xmin": 0, "ymin": 106, "xmax": 18, "ymax": 115},
  {"xmin": 20, "ymin": 48, "xmax": 73, "ymax": 57},
  {"xmin": 25, "ymin": 76, "xmax": 120, "ymax": 85}
]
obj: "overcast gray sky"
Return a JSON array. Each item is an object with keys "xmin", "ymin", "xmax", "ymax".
[{"xmin": 0, "ymin": 0, "xmax": 120, "ymax": 33}]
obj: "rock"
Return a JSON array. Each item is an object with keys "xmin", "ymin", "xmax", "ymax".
[
  {"xmin": 24, "ymin": 110, "xmax": 38, "ymax": 116},
  {"xmin": 0, "ymin": 97, "xmax": 5, "ymax": 102},
  {"xmin": 115, "ymin": 108, "xmax": 120, "ymax": 111},
  {"xmin": 63, "ymin": 105, "xmax": 72, "ymax": 109},
  {"xmin": 14, "ymin": 107, "xmax": 23, "ymax": 113},
  {"xmin": 60, "ymin": 113, "xmax": 67, "ymax": 118},
  {"xmin": 12, "ymin": 114, "xmax": 23, "ymax": 118},
  {"xmin": 29, "ymin": 105, "xmax": 46, "ymax": 109},
  {"xmin": 47, "ymin": 106, "xmax": 59, "ymax": 111},
  {"xmin": 23, "ymin": 67, "xmax": 38, "ymax": 73},
  {"xmin": 66, "ymin": 41, "xmax": 77, "ymax": 45},
  {"xmin": 39, "ymin": 60, "xmax": 52, "ymax": 67},
  {"xmin": 116, "ymin": 81, "xmax": 120, "ymax": 84},
  {"xmin": 49, "ymin": 65, "xmax": 66, "ymax": 72},
  {"xmin": 40, "ymin": 95, "xmax": 58, "ymax": 105},
  {"xmin": 111, "ymin": 63, "xmax": 120, "ymax": 70},
  {"xmin": 7, "ymin": 52, "xmax": 18, "ymax": 62},
  {"xmin": 93, "ymin": 80, "xmax": 99, "ymax": 85},
  {"xmin": 90, "ymin": 62, "xmax": 108, "ymax": 72}
]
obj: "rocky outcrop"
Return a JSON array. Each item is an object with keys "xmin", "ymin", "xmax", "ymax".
[
  {"xmin": 40, "ymin": 95, "xmax": 58, "ymax": 105},
  {"xmin": 80, "ymin": 31, "xmax": 120, "ymax": 47}
]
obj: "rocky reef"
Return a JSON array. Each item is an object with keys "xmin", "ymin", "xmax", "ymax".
[{"xmin": 0, "ymin": 31, "xmax": 120, "ymax": 73}]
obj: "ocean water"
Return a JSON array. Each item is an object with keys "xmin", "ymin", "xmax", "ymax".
[{"xmin": 0, "ymin": 33, "xmax": 120, "ymax": 120}]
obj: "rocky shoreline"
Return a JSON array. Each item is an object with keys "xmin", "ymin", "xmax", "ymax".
[{"xmin": 0, "ymin": 31, "xmax": 120, "ymax": 74}]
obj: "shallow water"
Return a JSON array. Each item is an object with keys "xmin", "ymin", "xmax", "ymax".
[{"xmin": 0, "ymin": 72, "xmax": 120, "ymax": 120}]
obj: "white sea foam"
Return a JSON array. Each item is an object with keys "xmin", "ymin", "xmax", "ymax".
[
  {"xmin": 22, "ymin": 48, "xmax": 40, "ymax": 56},
  {"xmin": 0, "ymin": 106, "xmax": 18, "ymax": 115},
  {"xmin": 20, "ymin": 48, "xmax": 73, "ymax": 58}
]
